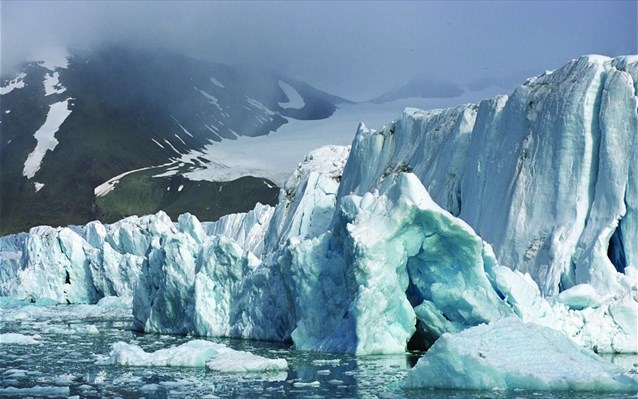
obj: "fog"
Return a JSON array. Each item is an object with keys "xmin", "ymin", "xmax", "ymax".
[{"xmin": 1, "ymin": 1, "xmax": 636, "ymax": 100}]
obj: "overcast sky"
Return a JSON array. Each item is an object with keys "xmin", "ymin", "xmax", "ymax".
[{"xmin": 1, "ymin": 1, "xmax": 636, "ymax": 100}]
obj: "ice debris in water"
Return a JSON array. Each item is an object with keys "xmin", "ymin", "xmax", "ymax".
[
  {"xmin": 0, "ymin": 386, "xmax": 70, "ymax": 397},
  {"xmin": 100, "ymin": 339, "xmax": 288, "ymax": 373},
  {"xmin": 0, "ymin": 333, "xmax": 41, "ymax": 345},
  {"xmin": 404, "ymin": 317, "xmax": 638, "ymax": 391}
]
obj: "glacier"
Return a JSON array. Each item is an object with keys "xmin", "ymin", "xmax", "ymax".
[{"xmin": 1, "ymin": 54, "xmax": 637, "ymax": 369}]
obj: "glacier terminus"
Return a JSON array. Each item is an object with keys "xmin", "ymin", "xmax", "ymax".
[{"xmin": 1, "ymin": 55, "xmax": 637, "ymax": 394}]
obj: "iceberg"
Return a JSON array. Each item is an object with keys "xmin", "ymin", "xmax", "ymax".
[
  {"xmin": 101, "ymin": 339, "xmax": 288, "ymax": 373},
  {"xmin": 403, "ymin": 317, "xmax": 638, "ymax": 392},
  {"xmin": 0, "ymin": 55, "xmax": 636, "ymax": 357}
]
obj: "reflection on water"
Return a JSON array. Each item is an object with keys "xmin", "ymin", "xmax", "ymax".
[{"xmin": 0, "ymin": 303, "xmax": 636, "ymax": 399}]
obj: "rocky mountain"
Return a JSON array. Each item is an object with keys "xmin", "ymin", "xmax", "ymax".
[{"xmin": 0, "ymin": 46, "xmax": 350, "ymax": 235}]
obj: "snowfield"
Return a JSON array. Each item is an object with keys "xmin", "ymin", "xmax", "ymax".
[
  {"xmin": 22, "ymin": 99, "xmax": 73, "ymax": 179},
  {"xmin": 179, "ymin": 87, "xmax": 503, "ymax": 187}
]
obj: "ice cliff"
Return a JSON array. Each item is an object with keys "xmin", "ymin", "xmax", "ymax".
[{"xmin": 1, "ymin": 55, "xmax": 636, "ymax": 355}]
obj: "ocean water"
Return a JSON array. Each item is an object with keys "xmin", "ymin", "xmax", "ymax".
[{"xmin": 0, "ymin": 301, "xmax": 636, "ymax": 399}]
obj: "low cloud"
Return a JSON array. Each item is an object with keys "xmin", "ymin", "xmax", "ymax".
[{"xmin": 1, "ymin": 1, "xmax": 636, "ymax": 100}]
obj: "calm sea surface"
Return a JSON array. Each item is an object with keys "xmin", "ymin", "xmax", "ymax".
[{"xmin": 1, "ymin": 302, "xmax": 636, "ymax": 399}]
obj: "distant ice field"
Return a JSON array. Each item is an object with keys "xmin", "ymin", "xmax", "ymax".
[{"xmin": 181, "ymin": 87, "xmax": 504, "ymax": 186}]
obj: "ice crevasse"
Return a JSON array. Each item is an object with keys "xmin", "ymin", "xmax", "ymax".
[{"xmin": 0, "ymin": 55, "xmax": 637, "ymax": 357}]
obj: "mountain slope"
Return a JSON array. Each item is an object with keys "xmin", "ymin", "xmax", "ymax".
[
  {"xmin": 0, "ymin": 47, "xmax": 349, "ymax": 235},
  {"xmin": 370, "ymin": 76, "xmax": 464, "ymax": 103}
]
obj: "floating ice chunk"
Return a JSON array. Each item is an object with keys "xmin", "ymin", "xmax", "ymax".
[
  {"xmin": 206, "ymin": 350, "xmax": 288, "ymax": 373},
  {"xmin": 404, "ymin": 318, "xmax": 638, "ymax": 391},
  {"xmin": 0, "ymin": 333, "xmax": 41, "ymax": 345},
  {"xmin": 43, "ymin": 324, "xmax": 99, "ymax": 335},
  {"xmin": 103, "ymin": 340, "xmax": 227, "ymax": 367},
  {"xmin": 102, "ymin": 340, "xmax": 288, "ymax": 373},
  {"xmin": 141, "ymin": 384, "xmax": 159, "ymax": 391},
  {"xmin": 292, "ymin": 381, "xmax": 321, "ymax": 388},
  {"xmin": 0, "ymin": 386, "xmax": 70, "ymax": 397}
]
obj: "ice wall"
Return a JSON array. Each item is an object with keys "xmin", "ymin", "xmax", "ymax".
[
  {"xmin": 340, "ymin": 55, "xmax": 637, "ymax": 297},
  {"xmin": 461, "ymin": 55, "xmax": 638, "ymax": 296}
]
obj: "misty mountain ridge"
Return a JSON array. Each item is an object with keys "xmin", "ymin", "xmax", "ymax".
[
  {"xmin": 370, "ymin": 76, "xmax": 464, "ymax": 103},
  {"xmin": 0, "ymin": 46, "xmax": 351, "ymax": 235}
]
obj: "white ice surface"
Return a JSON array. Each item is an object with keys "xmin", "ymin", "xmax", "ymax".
[
  {"xmin": 210, "ymin": 76, "xmax": 225, "ymax": 88},
  {"xmin": 0, "ymin": 333, "xmax": 41, "ymax": 345},
  {"xmin": 94, "ymin": 162, "xmax": 173, "ymax": 197},
  {"xmin": 196, "ymin": 87, "xmax": 223, "ymax": 111},
  {"xmin": 34, "ymin": 47, "xmax": 70, "ymax": 71},
  {"xmin": 23, "ymin": 99, "xmax": 73, "ymax": 179},
  {"xmin": 0, "ymin": 72, "xmax": 26, "ymax": 95},
  {"xmin": 102, "ymin": 340, "xmax": 288, "ymax": 372},
  {"xmin": 43, "ymin": 72, "xmax": 66, "ymax": 96},
  {"xmin": 404, "ymin": 317, "xmax": 638, "ymax": 391},
  {"xmin": 278, "ymin": 80, "xmax": 305, "ymax": 109},
  {"xmin": 180, "ymin": 88, "xmax": 502, "ymax": 187}
]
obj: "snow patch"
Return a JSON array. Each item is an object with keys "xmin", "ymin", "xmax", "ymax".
[
  {"xmin": 210, "ymin": 76, "xmax": 225, "ymax": 88},
  {"xmin": 163, "ymin": 139, "xmax": 180, "ymax": 154},
  {"xmin": 34, "ymin": 182, "xmax": 44, "ymax": 192},
  {"xmin": 23, "ymin": 99, "xmax": 73, "ymax": 179},
  {"xmin": 172, "ymin": 117, "xmax": 194, "ymax": 137},
  {"xmin": 43, "ymin": 72, "xmax": 66, "ymax": 96},
  {"xmin": 196, "ymin": 87, "xmax": 223, "ymax": 111},
  {"xmin": 94, "ymin": 162, "xmax": 174, "ymax": 197},
  {"xmin": 0, "ymin": 72, "xmax": 26, "ymax": 95},
  {"xmin": 245, "ymin": 96, "xmax": 275, "ymax": 116},
  {"xmin": 174, "ymin": 133, "xmax": 186, "ymax": 145},
  {"xmin": 278, "ymin": 80, "xmax": 305, "ymax": 109}
]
